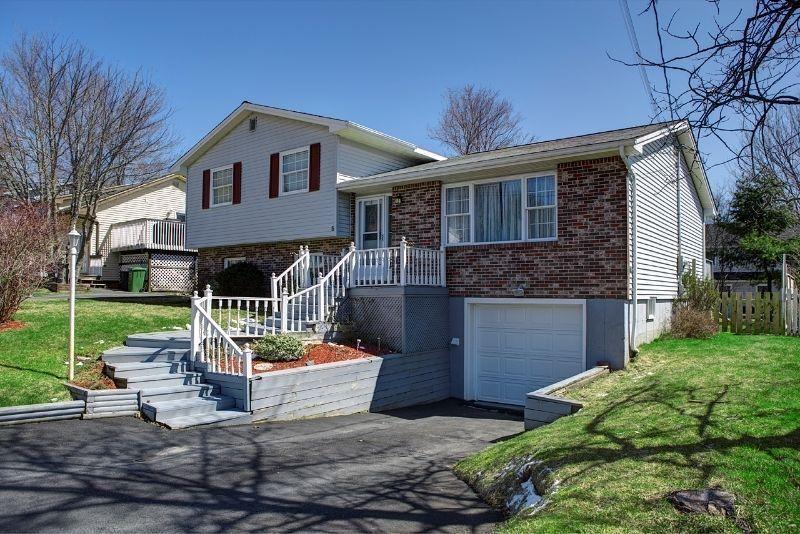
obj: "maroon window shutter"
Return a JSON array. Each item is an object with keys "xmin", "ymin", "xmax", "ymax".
[
  {"xmin": 202, "ymin": 169, "xmax": 210, "ymax": 209},
  {"xmin": 269, "ymin": 153, "xmax": 280, "ymax": 198},
  {"xmin": 309, "ymin": 143, "xmax": 321, "ymax": 192},
  {"xmin": 232, "ymin": 162, "xmax": 242, "ymax": 204}
]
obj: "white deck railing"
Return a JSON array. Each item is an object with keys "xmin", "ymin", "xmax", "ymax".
[
  {"xmin": 351, "ymin": 237, "xmax": 445, "ymax": 287},
  {"xmin": 109, "ymin": 218, "xmax": 194, "ymax": 252}
]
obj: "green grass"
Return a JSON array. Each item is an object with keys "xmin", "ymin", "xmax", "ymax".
[
  {"xmin": 0, "ymin": 298, "xmax": 189, "ymax": 407},
  {"xmin": 455, "ymin": 334, "xmax": 800, "ymax": 533}
]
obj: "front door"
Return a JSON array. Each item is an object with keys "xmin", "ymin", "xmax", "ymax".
[
  {"xmin": 356, "ymin": 197, "xmax": 387, "ymax": 249},
  {"xmin": 356, "ymin": 197, "xmax": 389, "ymax": 283}
]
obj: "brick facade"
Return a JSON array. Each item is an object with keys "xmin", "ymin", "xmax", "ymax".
[
  {"xmin": 391, "ymin": 156, "xmax": 630, "ymax": 299},
  {"xmin": 389, "ymin": 181, "xmax": 441, "ymax": 248},
  {"xmin": 197, "ymin": 237, "xmax": 353, "ymax": 293}
]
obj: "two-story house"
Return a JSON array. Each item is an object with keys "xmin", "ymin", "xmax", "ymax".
[{"xmin": 171, "ymin": 102, "xmax": 715, "ymax": 408}]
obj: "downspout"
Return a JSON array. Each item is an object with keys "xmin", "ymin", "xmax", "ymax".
[
  {"xmin": 675, "ymin": 140, "xmax": 683, "ymax": 286},
  {"xmin": 620, "ymin": 145, "xmax": 639, "ymax": 357}
]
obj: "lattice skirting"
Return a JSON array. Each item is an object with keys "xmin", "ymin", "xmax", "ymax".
[
  {"xmin": 336, "ymin": 296, "xmax": 403, "ymax": 352},
  {"xmin": 150, "ymin": 253, "xmax": 196, "ymax": 292}
]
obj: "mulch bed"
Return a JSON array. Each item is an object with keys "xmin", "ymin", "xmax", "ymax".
[
  {"xmin": 253, "ymin": 341, "xmax": 392, "ymax": 374},
  {"xmin": 0, "ymin": 320, "xmax": 25, "ymax": 333},
  {"xmin": 70, "ymin": 360, "xmax": 117, "ymax": 390}
]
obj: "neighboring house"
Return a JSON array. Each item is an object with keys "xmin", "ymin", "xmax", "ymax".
[
  {"xmin": 172, "ymin": 102, "xmax": 714, "ymax": 407},
  {"xmin": 56, "ymin": 174, "xmax": 196, "ymax": 292}
]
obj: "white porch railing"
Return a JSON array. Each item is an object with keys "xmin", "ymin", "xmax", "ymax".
[
  {"xmin": 351, "ymin": 237, "xmax": 445, "ymax": 287},
  {"xmin": 271, "ymin": 246, "xmax": 341, "ymax": 297},
  {"xmin": 109, "ymin": 218, "xmax": 193, "ymax": 252}
]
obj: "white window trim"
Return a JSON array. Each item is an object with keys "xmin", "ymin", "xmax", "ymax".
[
  {"xmin": 279, "ymin": 145, "xmax": 310, "ymax": 197},
  {"xmin": 210, "ymin": 164, "xmax": 234, "ymax": 208},
  {"xmin": 223, "ymin": 256, "xmax": 246, "ymax": 269},
  {"xmin": 441, "ymin": 171, "xmax": 558, "ymax": 247}
]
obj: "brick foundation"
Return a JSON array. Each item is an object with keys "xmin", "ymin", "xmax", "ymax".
[{"xmin": 197, "ymin": 237, "xmax": 353, "ymax": 293}]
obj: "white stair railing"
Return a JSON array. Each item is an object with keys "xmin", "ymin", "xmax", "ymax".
[
  {"xmin": 190, "ymin": 287, "xmax": 253, "ymax": 410},
  {"xmin": 271, "ymin": 245, "xmax": 310, "ymax": 298}
]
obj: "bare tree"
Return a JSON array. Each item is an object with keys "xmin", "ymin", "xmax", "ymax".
[
  {"xmin": 0, "ymin": 33, "xmax": 175, "ymax": 268},
  {"xmin": 429, "ymin": 84, "xmax": 533, "ymax": 155},
  {"xmin": 746, "ymin": 106, "xmax": 800, "ymax": 213},
  {"xmin": 621, "ymin": 0, "xmax": 800, "ymax": 165}
]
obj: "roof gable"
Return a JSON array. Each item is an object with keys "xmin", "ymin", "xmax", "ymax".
[{"xmin": 171, "ymin": 102, "xmax": 444, "ymax": 174}]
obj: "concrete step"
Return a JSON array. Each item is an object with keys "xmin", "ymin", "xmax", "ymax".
[
  {"xmin": 105, "ymin": 361, "xmax": 187, "ymax": 379},
  {"xmin": 115, "ymin": 372, "xmax": 203, "ymax": 390},
  {"xmin": 157, "ymin": 409, "xmax": 252, "ymax": 430},
  {"xmin": 139, "ymin": 383, "xmax": 218, "ymax": 403},
  {"xmin": 102, "ymin": 346, "xmax": 189, "ymax": 365},
  {"xmin": 141, "ymin": 395, "xmax": 236, "ymax": 421},
  {"xmin": 126, "ymin": 331, "xmax": 191, "ymax": 349}
]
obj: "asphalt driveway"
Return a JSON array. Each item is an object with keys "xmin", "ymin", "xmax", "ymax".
[{"xmin": 0, "ymin": 400, "xmax": 522, "ymax": 533}]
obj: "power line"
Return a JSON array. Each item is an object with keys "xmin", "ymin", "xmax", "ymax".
[{"xmin": 619, "ymin": 0, "xmax": 660, "ymax": 118}]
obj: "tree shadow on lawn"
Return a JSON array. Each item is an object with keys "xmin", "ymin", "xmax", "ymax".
[
  {"xmin": 0, "ymin": 413, "xmax": 505, "ymax": 533},
  {"xmin": 0, "ymin": 362, "xmax": 63, "ymax": 380},
  {"xmin": 535, "ymin": 382, "xmax": 799, "ymax": 491}
]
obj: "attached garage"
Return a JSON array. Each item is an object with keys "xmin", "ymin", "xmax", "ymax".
[{"xmin": 464, "ymin": 299, "xmax": 586, "ymax": 406}]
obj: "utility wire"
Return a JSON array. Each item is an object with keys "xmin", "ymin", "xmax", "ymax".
[{"xmin": 619, "ymin": 0, "xmax": 661, "ymax": 119}]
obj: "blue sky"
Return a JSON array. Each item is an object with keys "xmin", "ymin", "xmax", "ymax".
[{"xmin": 1, "ymin": 0, "xmax": 748, "ymax": 193}]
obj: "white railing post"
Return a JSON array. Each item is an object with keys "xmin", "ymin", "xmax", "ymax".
[
  {"xmin": 439, "ymin": 246, "xmax": 446, "ymax": 287},
  {"xmin": 190, "ymin": 291, "xmax": 201, "ymax": 370},
  {"xmin": 243, "ymin": 343, "xmax": 252, "ymax": 412},
  {"xmin": 317, "ymin": 270, "xmax": 325, "ymax": 323},
  {"xmin": 399, "ymin": 236, "xmax": 407, "ymax": 286},
  {"xmin": 271, "ymin": 272, "xmax": 278, "ymax": 299},
  {"xmin": 281, "ymin": 287, "xmax": 289, "ymax": 333},
  {"xmin": 348, "ymin": 242, "xmax": 357, "ymax": 287},
  {"xmin": 204, "ymin": 284, "xmax": 213, "ymax": 315}
]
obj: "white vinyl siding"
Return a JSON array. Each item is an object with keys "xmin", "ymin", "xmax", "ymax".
[
  {"xmin": 186, "ymin": 113, "xmax": 339, "ymax": 248},
  {"xmin": 336, "ymin": 191, "xmax": 353, "ymax": 237},
  {"xmin": 631, "ymin": 138, "xmax": 707, "ymax": 298},
  {"xmin": 337, "ymin": 138, "xmax": 421, "ymax": 178}
]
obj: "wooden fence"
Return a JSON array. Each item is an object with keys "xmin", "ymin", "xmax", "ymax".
[{"xmin": 717, "ymin": 292, "xmax": 786, "ymax": 335}]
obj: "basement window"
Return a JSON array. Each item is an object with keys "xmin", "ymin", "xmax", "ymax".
[{"xmin": 647, "ymin": 297, "xmax": 657, "ymax": 321}]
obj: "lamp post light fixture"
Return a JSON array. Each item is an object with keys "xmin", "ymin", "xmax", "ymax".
[{"xmin": 67, "ymin": 227, "xmax": 81, "ymax": 381}]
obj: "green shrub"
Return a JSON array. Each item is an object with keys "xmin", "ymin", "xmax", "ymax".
[
  {"xmin": 678, "ymin": 270, "xmax": 719, "ymax": 312},
  {"xmin": 253, "ymin": 334, "xmax": 305, "ymax": 362},
  {"xmin": 211, "ymin": 262, "xmax": 266, "ymax": 297}
]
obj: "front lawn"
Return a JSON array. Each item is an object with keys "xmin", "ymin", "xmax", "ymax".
[
  {"xmin": 0, "ymin": 298, "xmax": 188, "ymax": 407},
  {"xmin": 456, "ymin": 334, "xmax": 800, "ymax": 533}
]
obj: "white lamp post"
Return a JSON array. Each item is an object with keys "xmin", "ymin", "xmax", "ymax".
[{"xmin": 67, "ymin": 227, "xmax": 81, "ymax": 381}]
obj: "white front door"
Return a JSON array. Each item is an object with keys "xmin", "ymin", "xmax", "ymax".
[
  {"xmin": 356, "ymin": 197, "xmax": 387, "ymax": 249},
  {"xmin": 470, "ymin": 301, "xmax": 585, "ymax": 405}
]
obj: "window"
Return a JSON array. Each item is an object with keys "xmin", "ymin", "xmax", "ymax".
[
  {"xmin": 443, "ymin": 173, "xmax": 557, "ymax": 245},
  {"xmin": 445, "ymin": 186, "xmax": 470, "ymax": 244},
  {"xmin": 211, "ymin": 165, "xmax": 233, "ymax": 206},
  {"xmin": 526, "ymin": 175, "xmax": 556, "ymax": 240},
  {"xmin": 474, "ymin": 180, "xmax": 521, "ymax": 242},
  {"xmin": 647, "ymin": 296, "xmax": 657, "ymax": 321},
  {"xmin": 223, "ymin": 257, "xmax": 245, "ymax": 269},
  {"xmin": 280, "ymin": 147, "xmax": 310, "ymax": 194}
]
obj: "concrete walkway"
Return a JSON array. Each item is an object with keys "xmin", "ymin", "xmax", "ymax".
[{"xmin": 0, "ymin": 400, "xmax": 522, "ymax": 533}]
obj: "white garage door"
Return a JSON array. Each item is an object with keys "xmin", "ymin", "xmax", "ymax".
[{"xmin": 472, "ymin": 302, "xmax": 585, "ymax": 406}]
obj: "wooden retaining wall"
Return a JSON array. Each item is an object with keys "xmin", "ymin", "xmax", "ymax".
[
  {"xmin": 524, "ymin": 366, "xmax": 609, "ymax": 430},
  {"xmin": 0, "ymin": 400, "xmax": 85, "ymax": 426},
  {"xmin": 249, "ymin": 349, "xmax": 450, "ymax": 422},
  {"xmin": 65, "ymin": 385, "xmax": 140, "ymax": 419}
]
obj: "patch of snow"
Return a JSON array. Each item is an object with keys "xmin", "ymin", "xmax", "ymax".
[
  {"xmin": 94, "ymin": 339, "xmax": 105, "ymax": 344},
  {"xmin": 507, "ymin": 477, "xmax": 542, "ymax": 513}
]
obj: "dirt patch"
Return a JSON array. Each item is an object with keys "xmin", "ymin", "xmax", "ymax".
[
  {"xmin": 70, "ymin": 360, "xmax": 116, "ymax": 390},
  {"xmin": 0, "ymin": 320, "xmax": 25, "ymax": 333},
  {"xmin": 253, "ymin": 341, "xmax": 391, "ymax": 373}
]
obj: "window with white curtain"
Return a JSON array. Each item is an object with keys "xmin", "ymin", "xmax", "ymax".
[
  {"xmin": 445, "ymin": 186, "xmax": 470, "ymax": 244},
  {"xmin": 526, "ymin": 175, "xmax": 557, "ymax": 240},
  {"xmin": 444, "ymin": 173, "xmax": 557, "ymax": 245}
]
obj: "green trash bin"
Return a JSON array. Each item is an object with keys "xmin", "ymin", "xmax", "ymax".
[{"xmin": 128, "ymin": 266, "xmax": 147, "ymax": 293}]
